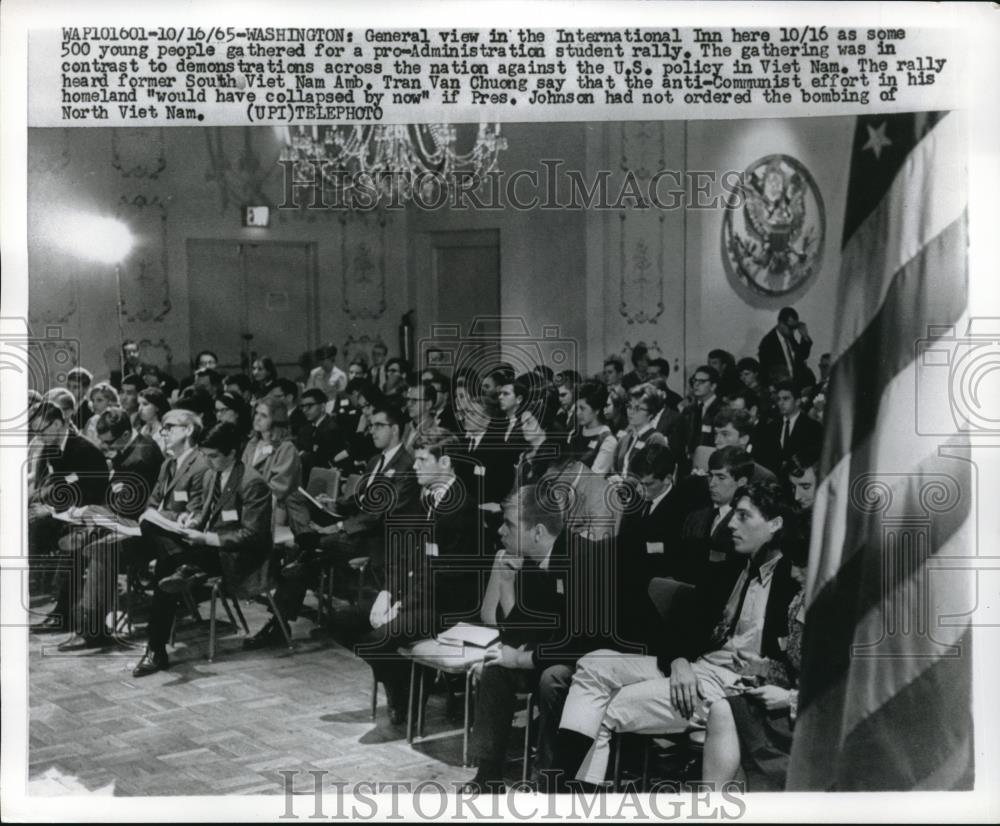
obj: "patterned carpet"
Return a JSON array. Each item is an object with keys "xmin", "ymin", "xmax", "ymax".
[{"xmin": 26, "ymin": 594, "xmax": 480, "ymax": 796}]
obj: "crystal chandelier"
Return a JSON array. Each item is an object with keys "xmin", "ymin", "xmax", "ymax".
[{"xmin": 278, "ymin": 124, "xmax": 508, "ymax": 203}]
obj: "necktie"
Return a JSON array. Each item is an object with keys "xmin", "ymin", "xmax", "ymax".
[
  {"xmin": 726, "ymin": 554, "xmax": 765, "ymax": 639},
  {"xmin": 710, "ymin": 507, "xmax": 723, "ymax": 533},
  {"xmin": 365, "ymin": 452, "xmax": 387, "ymax": 492},
  {"xmin": 781, "ymin": 418, "xmax": 791, "ymax": 449},
  {"xmin": 205, "ymin": 473, "xmax": 223, "ymax": 528},
  {"xmin": 780, "ymin": 334, "xmax": 795, "ymax": 375},
  {"xmin": 639, "ymin": 498, "xmax": 652, "ymax": 520},
  {"xmin": 159, "ymin": 458, "xmax": 177, "ymax": 511},
  {"xmin": 420, "ymin": 487, "xmax": 433, "ymax": 518}
]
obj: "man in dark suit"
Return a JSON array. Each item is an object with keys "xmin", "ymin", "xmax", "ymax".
[
  {"xmin": 357, "ymin": 433, "xmax": 484, "ymax": 723},
  {"xmin": 296, "ymin": 388, "xmax": 344, "ymax": 484},
  {"xmin": 758, "ymin": 306, "xmax": 814, "ymax": 387},
  {"xmin": 56, "ymin": 409, "xmax": 163, "ymax": 650},
  {"xmin": 28, "ymin": 402, "xmax": 111, "ymax": 632},
  {"xmin": 677, "ymin": 446, "xmax": 754, "ymax": 591},
  {"xmin": 646, "ymin": 358, "xmax": 683, "ymax": 411},
  {"xmin": 557, "ymin": 481, "xmax": 800, "ymax": 786},
  {"xmin": 66, "ymin": 366, "xmax": 95, "ymax": 432},
  {"xmin": 133, "ymin": 423, "xmax": 273, "ymax": 676},
  {"xmin": 621, "ymin": 343, "xmax": 650, "ymax": 391},
  {"xmin": 670, "ymin": 365, "xmax": 723, "ymax": 466},
  {"xmin": 369, "ymin": 341, "xmax": 389, "ymax": 392},
  {"xmin": 755, "ymin": 380, "xmax": 824, "ymax": 475},
  {"xmin": 711, "ymin": 408, "xmax": 777, "ymax": 484}
]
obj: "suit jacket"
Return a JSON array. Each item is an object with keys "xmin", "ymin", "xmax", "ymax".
[
  {"xmin": 339, "ymin": 445, "xmax": 417, "ymax": 536},
  {"xmin": 296, "ymin": 415, "xmax": 344, "ymax": 482},
  {"xmin": 670, "ymin": 396, "xmax": 724, "ymax": 460},
  {"xmin": 656, "ymin": 547, "xmax": 801, "ymax": 670},
  {"xmin": 369, "ymin": 364, "xmax": 387, "ymax": 392},
  {"xmin": 33, "ymin": 433, "xmax": 109, "ymax": 508},
  {"xmin": 498, "ymin": 538, "xmax": 568, "ymax": 663},
  {"xmin": 107, "ymin": 434, "xmax": 163, "ymax": 519},
  {"xmin": 196, "ymin": 461, "xmax": 273, "ymax": 583},
  {"xmin": 465, "ymin": 420, "xmax": 523, "ymax": 504},
  {"xmin": 612, "ymin": 426, "xmax": 668, "ymax": 476},
  {"xmin": 148, "ymin": 447, "xmax": 210, "ymax": 518},
  {"xmin": 758, "ymin": 328, "xmax": 813, "ymax": 385},
  {"xmin": 755, "ymin": 413, "xmax": 824, "ymax": 474},
  {"xmin": 72, "ymin": 400, "xmax": 95, "ymax": 432},
  {"xmin": 678, "ymin": 505, "xmax": 744, "ymax": 591}
]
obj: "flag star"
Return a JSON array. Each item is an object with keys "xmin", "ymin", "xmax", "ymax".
[{"xmin": 862, "ymin": 122, "xmax": 892, "ymax": 160}]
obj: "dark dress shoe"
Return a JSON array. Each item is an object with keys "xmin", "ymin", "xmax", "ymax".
[
  {"xmin": 388, "ymin": 706, "xmax": 407, "ymax": 726},
  {"xmin": 132, "ymin": 648, "xmax": 170, "ymax": 677},
  {"xmin": 31, "ymin": 614, "xmax": 67, "ymax": 634},
  {"xmin": 242, "ymin": 617, "xmax": 290, "ymax": 650},
  {"xmin": 57, "ymin": 633, "xmax": 113, "ymax": 652},
  {"xmin": 158, "ymin": 565, "xmax": 208, "ymax": 594}
]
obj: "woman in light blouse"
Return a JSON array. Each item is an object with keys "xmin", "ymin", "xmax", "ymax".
[
  {"xmin": 82, "ymin": 382, "xmax": 119, "ymax": 445},
  {"xmin": 242, "ymin": 396, "xmax": 310, "ymax": 535},
  {"xmin": 569, "ymin": 379, "xmax": 617, "ymax": 476},
  {"xmin": 137, "ymin": 388, "xmax": 170, "ymax": 452}
]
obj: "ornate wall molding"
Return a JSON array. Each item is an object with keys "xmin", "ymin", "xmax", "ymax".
[
  {"xmin": 339, "ymin": 212, "xmax": 389, "ymax": 320},
  {"xmin": 111, "ymin": 128, "xmax": 167, "ymax": 180},
  {"xmin": 343, "ymin": 333, "xmax": 388, "ymax": 368},
  {"xmin": 204, "ymin": 127, "xmax": 282, "ymax": 214},
  {"xmin": 115, "ymin": 195, "xmax": 171, "ymax": 323}
]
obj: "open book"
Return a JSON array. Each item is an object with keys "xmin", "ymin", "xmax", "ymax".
[
  {"xmin": 138, "ymin": 507, "xmax": 192, "ymax": 537},
  {"xmin": 51, "ymin": 506, "xmax": 141, "ymax": 537},
  {"xmin": 437, "ymin": 622, "xmax": 500, "ymax": 649},
  {"xmin": 298, "ymin": 486, "xmax": 342, "ymax": 525}
]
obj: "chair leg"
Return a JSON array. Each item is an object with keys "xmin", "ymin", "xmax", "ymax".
[
  {"xmin": 641, "ymin": 740, "xmax": 651, "ymax": 793},
  {"xmin": 208, "ymin": 582, "xmax": 219, "ymax": 662},
  {"xmin": 462, "ymin": 667, "xmax": 472, "ymax": 768},
  {"xmin": 317, "ymin": 569, "xmax": 328, "ymax": 625},
  {"xmin": 182, "ymin": 589, "xmax": 201, "ymax": 622},
  {"xmin": 406, "ymin": 662, "xmax": 416, "ymax": 744},
  {"xmin": 231, "ymin": 597, "xmax": 250, "ymax": 634},
  {"xmin": 521, "ymin": 692, "xmax": 534, "ymax": 783},
  {"xmin": 265, "ymin": 592, "xmax": 294, "ymax": 651},
  {"xmin": 417, "ymin": 666, "xmax": 427, "ymax": 740},
  {"xmin": 219, "ymin": 593, "xmax": 239, "ymax": 631},
  {"xmin": 371, "ymin": 675, "xmax": 379, "ymax": 721},
  {"xmin": 169, "ymin": 613, "xmax": 177, "ymax": 648},
  {"xmin": 612, "ymin": 735, "xmax": 623, "ymax": 792}
]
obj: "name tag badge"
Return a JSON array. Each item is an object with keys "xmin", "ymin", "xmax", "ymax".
[
  {"xmin": 65, "ymin": 473, "xmax": 79, "ymax": 484},
  {"xmin": 313, "ymin": 445, "xmax": 319, "ymax": 452},
  {"xmin": 112, "ymin": 482, "xmax": 125, "ymax": 494},
  {"xmin": 795, "ymin": 603, "xmax": 806, "ymax": 624},
  {"xmin": 701, "ymin": 424, "xmax": 713, "ymax": 434},
  {"xmin": 646, "ymin": 541, "xmax": 664, "ymax": 555},
  {"xmin": 385, "ymin": 468, "xmax": 395, "ymax": 478},
  {"xmin": 708, "ymin": 549, "xmax": 727, "ymax": 563},
  {"xmin": 778, "ymin": 635, "xmax": 789, "ymax": 652},
  {"xmin": 555, "ymin": 578, "xmax": 564, "ymax": 595},
  {"xmin": 425, "ymin": 542, "xmax": 439, "ymax": 557},
  {"xmin": 473, "ymin": 465, "xmax": 486, "ymax": 477},
  {"xmin": 174, "ymin": 490, "xmax": 189, "ymax": 503},
  {"xmin": 634, "ymin": 441, "xmax": 646, "ymax": 450},
  {"xmin": 221, "ymin": 509, "xmax": 239, "ymax": 522},
  {"xmin": 588, "ymin": 440, "xmax": 598, "ymax": 449}
]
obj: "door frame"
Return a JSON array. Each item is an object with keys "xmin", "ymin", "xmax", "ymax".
[{"xmin": 187, "ymin": 238, "xmax": 320, "ymax": 373}]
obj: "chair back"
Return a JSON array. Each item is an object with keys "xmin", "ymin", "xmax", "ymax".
[
  {"xmin": 307, "ymin": 467, "xmax": 341, "ymax": 499},
  {"xmin": 647, "ymin": 577, "xmax": 696, "ymax": 628}
]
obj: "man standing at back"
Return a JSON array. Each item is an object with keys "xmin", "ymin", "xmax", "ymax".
[{"xmin": 758, "ymin": 306, "xmax": 814, "ymax": 386}]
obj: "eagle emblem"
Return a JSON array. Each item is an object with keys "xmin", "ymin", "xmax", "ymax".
[{"xmin": 722, "ymin": 154, "xmax": 825, "ymax": 297}]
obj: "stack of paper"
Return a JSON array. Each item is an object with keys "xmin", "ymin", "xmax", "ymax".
[{"xmin": 437, "ymin": 622, "xmax": 499, "ymax": 648}]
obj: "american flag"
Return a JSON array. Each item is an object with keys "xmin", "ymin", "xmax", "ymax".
[{"xmin": 786, "ymin": 112, "xmax": 975, "ymax": 790}]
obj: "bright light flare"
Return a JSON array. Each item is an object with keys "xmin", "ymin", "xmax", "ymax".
[{"xmin": 53, "ymin": 214, "xmax": 135, "ymax": 265}]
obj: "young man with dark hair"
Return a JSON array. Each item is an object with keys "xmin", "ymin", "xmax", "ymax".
[
  {"xmin": 133, "ymin": 423, "xmax": 273, "ymax": 676},
  {"xmin": 267, "ymin": 378, "xmax": 307, "ymax": 439},
  {"xmin": 621, "ymin": 343, "xmax": 650, "ymax": 391},
  {"xmin": 756, "ymin": 379, "xmax": 823, "ymax": 474},
  {"xmin": 712, "ymin": 409, "xmax": 777, "ymax": 483},
  {"xmin": 369, "ymin": 341, "xmax": 389, "ymax": 391},
  {"xmin": 119, "ymin": 373, "xmax": 143, "ymax": 428},
  {"xmin": 670, "ymin": 365, "xmax": 723, "ymax": 466},
  {"xmin": 557, "ymin": 481, "xmax": 799, "ymax": 787},
  {"xmin": 66, "ymin": 366, "xmax": 94, "ymax": 431},
  {"xmin": 194, "ymin": 367, "xmax": 223, "ymax": 399},
  {"xmin": 646, "ymin": 358, "xmax": 683, "ymax": 410},
  {"xmin": 296, "ymin": 387, "xmax": 343, "ymax": 483},
  {"xmin": 602, "ymin": 354, "xmax": 625, "ymax": 394},
  {"xmin": 223, "ymin": 372, "xmax": 253, "ymax": 404},
  {"xmin": 402, "ymin": 381, "xmax": 441, "ymax": 451},
  {"xmin": 787, "ymin": 454, "xmax": 819, "ymax": 511}
]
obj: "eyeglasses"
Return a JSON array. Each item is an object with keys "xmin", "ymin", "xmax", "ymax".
[
  {"xmin": 690, "ymin": 377, "xmax": 711, "ymax": 385},
  {"xmin": 299, "ymin": 401, "xmax": 319, "ymax": 409},
  {"xmin": 370, "ymin": 421, "xmax": 391, "ymax": 429},
  {"xmin": 161, "ymin": 422, "xmax": 185, "ymax": 431}
]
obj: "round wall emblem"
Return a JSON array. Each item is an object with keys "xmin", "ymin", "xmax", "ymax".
[{"xmin": 722, "ymin": 154, "xmax": 825, "ymax": 297}]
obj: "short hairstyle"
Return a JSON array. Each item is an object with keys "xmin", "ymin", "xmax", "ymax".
[
  {"xmin": 532, "ymin": 364, "xmax": 555, "ymax": 383},
  {"xmin": 348, "ymin": 356, "xmax": 369, "ymax": 371},
  {"xmin": 631, "ymin": 342, "xmax": 649, "ymax": 366},
  {"xmin": 713, "ymin": 408, "xmax": 754, "ymax": 438},
  {"xmin": 603, "ymin": 354, "xmax": 625, "ymax": 373},
  {"xmin": 725, "ymin": 388, "xmax": 760, "ymax": 411},
  {"xmin": 372, "ymin": 402, "xmax": 406, "ymax": 433},
  {"xmin": 628, "ymin": 384, "xmax": 664, "ymax": 417},
  {"xmin": 173, "ymin": 387, "xmax": 213, "ymax": 426},
  {"xmin": 216, "ymin": 391, "xmax": 250, "ymax": 423},
  {"xmin": 268, "ymin": 378, "xmax": 299, "ymax": 399},
  {"xmin": 409, "ymin": 380, "xmax": 439, "ymax": 408},
  {"xmin": 347, "ymin": 377, "xmax": 379, "ymax": 399},
  {"xmin": 507, "ymin": 483, "xmax": 564, "ymax": 538},
  {"xmin": 778, "ymin": 306, "xmax": 799, "ymax": 325},
  {"xmin": 386, "ymin": 357, "xmax": 410, "ymax": 374},
  {"xmin": 223, "ymin": 373, "xmax": 252, "ymax": 394},
  {"xmin": 555, "ymin": 369, "xmax": 582, "ymax": 388},
  {"xmin": 300, "ymin": 387, "xmax": 328, "ymax": 406},
  {"xmin": 66, "ymin": 366, "xmax": 93, "ymax": 387},
  {"xmin": 95, "ymin": 408, "xmax": 133, "ymax": 440},
  {"xmin": 691, "ymin": 365, "xmax": 720, "ymax": 386},
  {"xmin": 195, "ymin": 349, "xmax": 219, "ymax": 365},
  {"xmin": 162, "ymin": 408, "xmax": 203, "ymax": 443},
  {"xmin": 488, "ymin": 366, "xmax": 516, "ymax": 387},
  {"xmin": 121, "ymin": 373, "xmax": 143, "ymax": 391},
  {"xmin": 43, "ymin": 387, "xmax": 76, "ymax": 413},
  {"xmin": 372, "ymin": 341, "xmax": 388, "ymax": 355},
  {"xmin": 413, "ymin": 431, "xmax": 461, "ymax": 460},
  {"xmin": 138, "ymin": 388, "xmax": 170, "ymax": 420},
  {"xmin": 428, "ymin": 371, "xmax": 452, "ymax": 395},
  {"xmin": 649, "ymin": 357, "xmax": 670, "ymax": 377},
  {"xmin": 576, "ymin": 379, "xmax": 608, "ymax": 413},
  {"xmin": 774, "ymin": 379, "xmax": 799, "ymax": 396},
  {"xmin": 32, "ymin": 401, "xmax": 66, "ymax": 428},
  {"xmin": 315, "ymin": 343, "xmax": 338, "ymax": 361},
  {"xmin": 732, "ymin": 480, "xmax": 790, "ymax": 523},
  {"xmin": 139, "ymin": 363, "xmax": 161, "ymax": 378},
  {"xmin": 786, "ymin": 448, "xmax": 821, "ymax": 480},
  {"xmin": 736, "ymin": 357, "xmax": 760, "ymax": 375},
  {"xmin": 630, "ymin": 443, "xmax": 676, "ymax": 481},
  {"xmin": 200, "ymin": 422, "xmax": 243, "ymax": 455},
  {"xmin": 708, "ymin": 445, "xmax": 755, "ymax": 484},
  {"xmin": 89, "ymin": 381, "xmax": 119, "ymax": 406},
  {"xmin": 708, "ymin": 348, "xmax": 734, "ymax": 365}
]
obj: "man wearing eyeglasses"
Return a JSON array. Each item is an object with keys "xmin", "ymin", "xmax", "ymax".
[
  {"xmin": 670, "ymin": 365, "xmax": 724, "ymax": 468},
  {"xmin": 28, "ymin": 402, "xmax": 111, "ymax": 633},
  {"xmin": 402, "ymin": 381, "xmax": 443, "ymax": 452},
  {"xmin": 296, "ymin": 388, "xmax": 344, "ymax": 484}
]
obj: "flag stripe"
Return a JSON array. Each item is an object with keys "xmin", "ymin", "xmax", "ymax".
[
  {"xmin": 788, "ymin": 626, "xmax": 973, "ymax": 790},
  {"xmin": 833, "ymin": 113, "xmax": 965, "ymax": 362},
  {"xmin": 820, "ymin": 214, "xmax": 968, "ymax": 482}
]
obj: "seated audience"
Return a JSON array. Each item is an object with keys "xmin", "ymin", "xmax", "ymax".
[
  {"xmin": 296, "ymin": 388, "xmax": 344, "ymax": 483},
  {"xmin": 612, "ymin": 385, "xmax": 668, "ymax": 477},
  {"xmin": 138, "ymin": 387, "xmax": 170, "ymax": 453},
  {"xmin": 66, "ymin": 366, "xmax": 94, "ymax": 431},
  {"xmin": 670, "ymin": 365, "xmax": 723, "ymax": 466},
  {"xmin": 755, "ymin": 380, "xmax": 823, "ymax": 475},
  {"xmin": 250, "ymin": 356, "xmax": 278, "ymax": 401},
  {"xmin": 223, "ymin": 372, "xmax": 254, "ymax": 405},
  {"xmin": 81, "ymin": 381, "xmax": 119, "ymax": 445},
  {"xmin": 119, "ymin": 373, "xmax": 143, "ymax": 428},
  {"xmin": 712, "ymin": 409, "xmax": 777, "ymax": 483},
  {"xmin": 621, "ymin": 343, "xmax": 650, "ymax": 391},
  {"xmin": 308, "ymin": 344, "xmax": 348, "ymax": 397},
  {"xmin": 568, "ymin": 380, "xmax": 616, "ymax": 475}
]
